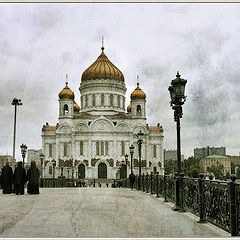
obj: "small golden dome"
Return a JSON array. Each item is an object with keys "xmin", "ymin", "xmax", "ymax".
[
  {"xmin": 130, "ymin": 82, "xmax": 146, "ymax": 100},
  {"xmin": 81, "ymin": 47, "xmax": 125, "ymax": 82},
  {"xmin": 59, "ymin": 81, "xmax": 74, "ymax": 100},
  {"xmin": 74, "ymin": 101, "xmax": 80, "ymax": 112},
  {"xmin": 127, "ymin": 104, "xmax": 131, "ymax": 112}
]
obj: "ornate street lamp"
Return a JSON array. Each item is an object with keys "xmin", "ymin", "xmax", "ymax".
[
  {"xmin": 125, "ymin": 153, "xmax": 128, "ymax": 178},
  {"xmin": 12, "ymin": 98, "xmax": 22, "ymax": 169},
  {"xmin": 137, "ymin": 130, "xmax": 144, "ymax": 190},
  {"xmin": 129, "ymin": 144, "xmax": 134, "ymax": 173},
  {"xmin": 20, "ymin": 143, "xmax": 28, "ymax": 167},
  {"xmin": 52, "ymin": 159, "xmax": 56, "ymax": 179},
  {"xmin": 168, "ymin": 71, "xmax": 187, "ymax": 212}
]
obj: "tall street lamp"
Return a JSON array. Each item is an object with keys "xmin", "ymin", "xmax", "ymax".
[
  {"xmin": 168, "ymin": 71, "xmax": 187, "ymax": 212},
  {"xmin": 12, "ymin": 98, "xmax": 22, "ymax": 169},
  {"xmin": 20, "ymin": 143, "xmax": 28, "ymax": 167},
  {"xmin": 125, "ymin": 153, "xmax": 128, "ymax": 178},
  {"xmin": 129, "ymin": 144, "xmax": 134, "ymax": 173},
  {"xmin": 40, "ymin": 153, "xmax": 44, "ymax": 178},
  {"xmin": 137, "ymin": 130, "xmax": 144, "ymax": 190}
]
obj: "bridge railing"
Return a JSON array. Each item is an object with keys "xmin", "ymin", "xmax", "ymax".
[{"xmin": 127, "ymin": 172, "xmax": 239, "ymax": 236}]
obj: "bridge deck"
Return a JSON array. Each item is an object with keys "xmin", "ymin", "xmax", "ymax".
[{"xmin": 0, "ymin": 188, "xmax": 230, "ymax": 238}]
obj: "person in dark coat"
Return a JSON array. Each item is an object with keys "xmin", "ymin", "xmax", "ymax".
[
  {"xmin": 13, "ymin": 161, "xmax": 26, "ymax": 195},
  {"xmin": 26, "ymin": 161, "xmax": 40, "ymax": 194},
  {"xmin": 1, "ymin": 162, "xmax": 13, "ymax": 194},
  {"xmin": 129, "ymin": 171, "xmax": 136, "ymax": 190}
]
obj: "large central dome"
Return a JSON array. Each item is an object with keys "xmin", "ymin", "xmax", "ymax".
[{"xmin": 81, "ymin": 47, "xmax": 125, "ymax": 82}]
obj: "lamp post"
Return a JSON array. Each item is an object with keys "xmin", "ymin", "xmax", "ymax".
[
  {"xmin": 67, "ymin": 168, "xmax": 70, "ymax": 187},
  {"xmin": 137, "ymin": 130, "xmax": 144, "ymax": 190},
  {"xmin": 129, "ymin": 144, "xmax": 134, "ymax": 173},
  {"xmin": 40, "ymin": 153, "xmax": 44, "ymax": 178},
  {"xmin": 61, "ymin": 165, "xmax": 64, "ymax": 177},
  {"xmin": 125, "ymin": 153, "xmax": 128, "ymax": 178},
  {"xmin": 20, "ymin": 143, "xmax": 28, "ymax": 167},
  {"xmin": 168, "ymin": 71, "xmax": 187, "ymax": 212},
  {"xmin": 52, "ymin": 159, "xmax": 56, "ymax": 179},
  {"xmin": 11, "ymin": 98, "xmax": 22, "ymax": 169}
]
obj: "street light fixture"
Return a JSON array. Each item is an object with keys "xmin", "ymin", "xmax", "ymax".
[
  {"xmin": 168, "ymin": 71, "xmax": 187, "ymax": 212},
  {"xmin": 12, "ymin": 98, "xmax": 22, "ymax": 169},
  {"xmin": 129, "ymin": 144, "xmax": 134, "ymax": 173},
  {"xmin": 125, "ymin": 153, "xmax": 128, "ymax": 178},
  {"xmin": 20, "ymin": 143, "xmax": 28, "ymax": 167},
  {"xmin": 52, "ymin": 159, "xmax": 56, "ymax": 179},
  {"xmin": 40, "ymin": 153, "xmax": 44, "ymax": 178},
  {"xmin": 137, "ymin": 130, "xmax": 144, "ymax": 190}
]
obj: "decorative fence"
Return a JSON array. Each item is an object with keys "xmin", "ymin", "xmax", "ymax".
[{"xmin": 125, "ymin": 173, "xmax": 240, "ymax": 236}]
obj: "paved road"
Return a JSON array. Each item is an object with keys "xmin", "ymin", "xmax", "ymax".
[{"xmin": 0, "ymin": 188, "xmax": 230, "ymax": 238}]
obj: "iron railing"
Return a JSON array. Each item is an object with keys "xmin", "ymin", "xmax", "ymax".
[{"xmin": 127, "ymin": 173, "xmax": 239, "ymax": 236}]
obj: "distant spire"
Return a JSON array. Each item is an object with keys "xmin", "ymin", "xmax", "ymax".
[
  {"xmin": 137, "ymin": 75, "xmax": 139, "ymax": 86},
  {"xmin": 66, "ymin": 74, "xmax": 68, "ymax": 85},
  {"xmin": 101, "ymin": 36, "xmax": 104, "ymax": 51}
]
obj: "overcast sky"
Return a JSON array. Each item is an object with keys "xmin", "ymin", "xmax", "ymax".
[{"xmin": 0, "ymin": 3, "xmax": 239, "ymax": 160}]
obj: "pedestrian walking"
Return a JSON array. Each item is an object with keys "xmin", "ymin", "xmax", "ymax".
[
  {"xmin": 26, "ymin": 161, "xmax": 40, "ymax": 194},
  {"xmin": 13, "ymin": 161, "xmax": 26, "ymax": 195},
  {"xmin": 106, "ymin": 182, "xmax": 109, "ymax": 188},
  {"xmin": 1, "ymin": 162, "xmax": 13, "ymax": 194},
  {"xmin": 129, "ymin": 171, "xmax": 136, "ymax": 190}
]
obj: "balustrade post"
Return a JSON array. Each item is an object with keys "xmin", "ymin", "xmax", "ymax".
[
  {"xmin": 163, "ymin": 173, "xmax": 168, "ymax": 202},
  {"xmin": 229, "ymin": 174, "xmax": 237, "ymax": 236},
  {"xmin": 156, "ymin": 172, "xmax": 159, "ymax": 198},
  {"xmin": 146, "ymin": 173, "xmax": 149, "ymax": 193},
  {"xmin": 151, "ymin": 172, "xmax": 153, "ymax": 194},
  {"xmin": 142, "ymin": 173, "xmax": 145, "ymax": 192},
  {"xmin": 198, "ymin": 173, "xmax": 206, "ymax": 223}
]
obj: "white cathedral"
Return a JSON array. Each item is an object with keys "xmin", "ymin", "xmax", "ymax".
[{"xmin": 41, "ymin": 46, "xmax": 164, "ymax": 179}]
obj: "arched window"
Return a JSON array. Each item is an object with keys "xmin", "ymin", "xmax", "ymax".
[
  {"xmin": 117, "ymin": 96, "xmax": 120, "ymax": 108},
  {"xmin": 110, "ymin": 94, "xmax": 113, "ymax": 107},
  {"xmin": 121, "ymin": 141, "xmax": 125, "ymax": 156},
  {"xmin": 80, "ymin": 141, "xmax": 84, "ymax": 156},
  {"xmin": 96, "ymin": 141, "xmax": 99, "ymax": 155},
  {"xmin": 49, "ymin": 144, "xmax": 52, "ymax": 158},
  {"xmin": 101, "ymin": 94, "xmax": 104, "ymax": 106},
  {"xmin": 105, "ymin": 142, "xmax": 109, "ymax": 156},
  {"xmin": 49, "ymin": 166, "xmax": 52, "ymax": 174},
  {"xmin": 64, "ymin": 143, "xmax": 67, "ymax": 157},
  {"xmin": 153, "ymin": 144, "xmax": 157, "ymax": 158},
  {"xmin": 85, "ymin": 95, "xmax": 88, "ymax": 107},
  {"xmin": 63, "ymin": 104, "xmax": 68, "ymax": 115},
  {"xmin": 92, "ymin": 94, "xmax": 95, "ymax": 106},
  {"xmin": 137, "ymin": 105, "xmax": 142, "ymax": 115}
]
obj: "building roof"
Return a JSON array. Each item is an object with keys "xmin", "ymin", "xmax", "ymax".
[
  {"xmin": 204, "ymin": 155, "xmax": 229, "ymax": 159},
  {"xmin": 81, "ymin": 47, "xmax": 124, "ymax": 82},
  {"xmin": 149, "ymin": 124, "xmax": 163, "ymax": 132},
  {"xmin": 42, "ymin": 123, "xmax": 56, "ymax": 132}
]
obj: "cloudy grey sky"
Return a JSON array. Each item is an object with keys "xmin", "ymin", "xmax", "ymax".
[{"xmin": 0, "ymin": 3, "xmax": 239, "ymax": 160}]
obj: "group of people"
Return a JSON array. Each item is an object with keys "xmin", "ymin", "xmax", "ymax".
[{"xmin": 0, "ymin": 161, "xmax": 40, "ymax": 195}]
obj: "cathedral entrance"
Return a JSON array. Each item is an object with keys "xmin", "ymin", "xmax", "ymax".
[
  {"xmin": 98, "ymin": 163, "xmax": 107, "ymax": 179},
  {"xmin": 78, "ymin": 164, "xmax": 85, "ymax": 179},
  {"xmin": 120, "ymin": 164, "xmax": 127, "ymax": 179}
]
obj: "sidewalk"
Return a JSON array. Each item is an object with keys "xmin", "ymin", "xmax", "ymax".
[{"xmin": 0, "ymin": 188, "xmax": 230, "ymax": 238}]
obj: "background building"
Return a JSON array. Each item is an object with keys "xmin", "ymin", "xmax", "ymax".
[
  {"xmin": 164, "ymin": 149, "xmax": 184, "ymax": 161},
  {"xmin": 27, "ymin": 149, "xmax": 42, "ymax": 168},
  {"xmin": 41, "ymin": 46, "xmax": 164, "ymax": 179},
  {"xmin": 194, "ymin": 146, "xmax": 226, "ymax": 159},
  {"xmin": 200, "ymin": 155, "xmax": 231, "ymax": 176},
  {"xmin": 0, "ymin": 155, "xmax": 13, "ymax": 170}
]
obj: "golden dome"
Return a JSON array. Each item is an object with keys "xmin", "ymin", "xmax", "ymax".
[
  {"xmin": 130, "ymin": 82, "xmax": 146, "ymax": 100},
  {"xmin": 74, "ymin": 101, "xmax": 80, "ymax": 112},
  {"xmin": 127, "ymin": 104, "xmax": 131, "ymax": 112},
  {"xmin": 59, "ymin": 81, "xmax": 74, "ymax": 100},
  {"xmin": 81, "ymin": 47, "xmax": 125, "ymax": 82}
]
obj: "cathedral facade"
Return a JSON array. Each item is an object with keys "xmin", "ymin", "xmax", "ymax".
[{"xmin": 41, "ymin": 46, "xmax": 164, "ymax": 179}]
